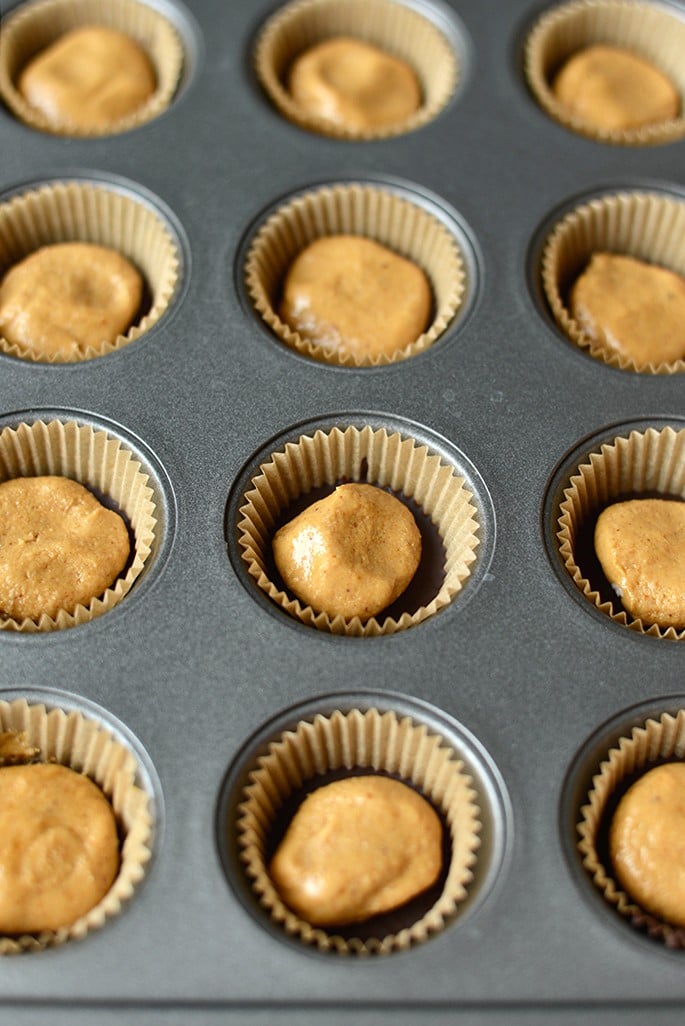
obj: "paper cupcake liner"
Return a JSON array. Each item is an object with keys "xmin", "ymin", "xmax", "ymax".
[
  {"xmin": 0, "ymin": 180, "xmax": 179, "ymax": 363},
  {"xmin": 237, "ymin": 706, "xmax": 481, "ymax": 955},
  {"xmin": 245, "ymin": 183, "xmax": 464, "ymax": 367},
  {"xmin": 542, "ymin": 190, "xmax": 685, "ymax": 373},
  {"xmin": 254, "ymin": 0, "xmax": 457, "ymax": 141},
  {"xmin": 0, "ymin": 418, "xmax": 157, "ymax": 632},
  {"xmin": 578, "ymin": 708, "xmax": 685, "ymax": 947},
  {"xmin": 0, "ymin": 0, "xmax": 183, "ymax": 137},
  {"xmin": 557, "ymin": 425, "xmax": 685, "ymax": 639},
  {"xmin": 525, "ymin": 0, "xmax": 685, "ymax": 146},
  {"xmin": 0, "ymin": 696, "xmax": 152, "ymax": 954},
  {"xmin": 237, "ymin": 424, "xmax": 480, "ymax": 636}
]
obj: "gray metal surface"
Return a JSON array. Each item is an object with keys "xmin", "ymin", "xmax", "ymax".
[{"xmin": 0, "ymin": 0, "xmax": 684, "ymax": 1021}]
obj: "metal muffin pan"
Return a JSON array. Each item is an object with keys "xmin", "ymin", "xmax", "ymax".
[{"xmin": 1, "ymin": 0, "xmax": 685, "ymax": 1021}]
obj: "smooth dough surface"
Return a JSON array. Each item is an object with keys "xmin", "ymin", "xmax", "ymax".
[
  {"xmin": 279, "ymin": 235, "xmax": 432, "ymax": 360},
  {"xmin": 552, "ymin": 44, "xmax": 679, "ymax": 131},
  {"xmin": 570, "ymin": 252, "xmax": 685, "ymax": 366},
  {"xmin": 288, "ymin": 36, "xmax": 421, "ymax": 131},
  {"xmin": 0, "ymin": 475, "xmax": 130, "ymax": 622},
  {"xmin": 18, "ymin": 26, "xmax": 156, "ymax": 130},
  {"xmin": 270, "ymin": 775, "xmax": 442, "ymax": 926},
  {"xmin": 610, "ymin": 763, "xmax": 685, "ymax": 927},
  {"xmin": 594, "ymin": 498, "xmax": 685, "ymax": 628},
  {"xmin": 0, "ymin": 762, "xmax": 119, "ymax": 934},
  {"xmin": 0, "ymin": 242, "xmax": 143, "ymax": 360},
  {"xmin": 273, "ymin": 482, "xmax": 422, "ymax": 620}
]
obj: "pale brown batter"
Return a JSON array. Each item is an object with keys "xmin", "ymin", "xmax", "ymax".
[
  {"xmin": 570, "ymin": 252, "xmax": 685, "ymax": 366},
  {"xmin": 18, "ymin": 25, "xmax": 156, "ymax": 131},
  {"xmin": 0, "ymin": 475, "xmax": 130, "ymax": 622},
  {"xmin": 273, "ymin": 482, "xmax": 422, "ymax": 620},
  {"xmin": 270, "ymin": 775, "xmax": 442, "ymax": 927},
  {"xmin": 594, "ymin": 498, "xmax": 685, "ymax": 628},
  {"xmin": 0, "ymin": 762, "xmax": 119, "ymax": 934},
  {"xmin": 552, "ymin": 44, "xmax": 679, "ymax": 132},
  {"xmin": 279, "ymin": 235, "xmax": 432, "ymax": 361},
  {"xmin": 288, "ymin": 36, "xmax": 421, "ymax": 132},
  {"xmin": 0, "ymin": 242, "xmax": 143, "ymax": 360},
  {"xmin": 610, "ymin": 762, "xmax": 685, "ymax": 927}
]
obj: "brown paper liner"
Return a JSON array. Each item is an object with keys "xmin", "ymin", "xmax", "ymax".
[
  {"xmin": 578, "ymin": 709, "xmax": 685, "ymax": 946},
  {"xmin": 0, "ymin": 0, "xmax": 183, "ymax": 137},
  {"xmin": 0, "ymin": 418, "xmax": 157, "ymax": 632},
  {"xmin": 557, "ymin": 425, "xmax": 685, "ymax": 638},
  {"xmin": 254, "ymin": 0, "xmax": 457, "ymax": 140},
  {"xmin": 237, "ymin": 707, "xmax": 480, "ymax": 955},
  {"xmin": 0, "ymin": 180, "xmax": 179, "ymax": 363},
  {"xmin": 0, "ymin": 696, "xmax": 152, "ymax": 954},
  {"xmin": 525, "ymin": 0, "xmax": 685, "ymax": 146},
  {"xmin": 245, "ymin": 183, "xmax": 464, "ymax": 367},
  {"xmin": 237, "ymin": 424, "xmax": 480, "ymax": 636}
]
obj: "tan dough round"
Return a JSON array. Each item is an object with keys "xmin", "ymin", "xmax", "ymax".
[
  {"xmin": 610, "ymin": 762, "xmax": 685, "ymax": 927},
  {"xmin": 594, "ymin": 498, "xmax": 685, "ymax": 628},
  {"xmin": 0, "ymin": 762, "xmax": 119, "ymax": 934},
  {"xmin": 279, "ymin": 235, "xmax": 432, "ymax": 360},
  {"xmin": 270, "ymin": 775, "xmax": 442, "ymax": 927},
  {"xmin": 288, "ymin": 36, "xmax": 421, "ymax": 132},
  {"xmin": 0, "ymin": 475, "xmax": 131, "ymax": 622},
  {"xmin": 0, "ymin": 242, "xmax": 143, "ymax": 360},
  {"xmin": 18, "ymin": 25, "xmax": 156, "ymax": 131},
  {"xmin": 552, "ymin": 44, "xmax": 680, "ymax": 132},
  {"xmin": 272, "ymin": 482, "xmax": 422, "ymax": 620},
  {"xmin": 570, "ymin": 253, "xmax": 685, "ymax": 367}
]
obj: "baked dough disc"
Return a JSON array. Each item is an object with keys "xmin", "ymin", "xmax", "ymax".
[{"xmin": 0, "ymin": 762, "xmax": 119, "ymax": 934}]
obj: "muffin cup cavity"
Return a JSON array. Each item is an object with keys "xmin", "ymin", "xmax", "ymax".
[
  {"xmin": 0, "ymin": 417, "xmax": 157, "ymax": 632},
  {"xmin": 254, "ymin": 0, "xmax": 458, "ymax": 140},
  {"xmin": 237, "ymin": 423, "xmax": 480, "ymax": 636},
  {"xmin": 0, "ymin": 0, "xmax": 183, "ymax": 137},
  {"xmin": 524, "ymin": 0, "xmax": 685, "ymax": 146},
  {"xmin": 0, "ymin": 696, "xmax": 152, "ymax": 954},
  {"xmin": 557, "ymin": 425, "xmax": 685, "ymax": 638},
  {"xmin": 245, "ymin": 182, "xmax": 464, "ymax": 367},
  {"xmin": 237, "ymin": 706, "xmax": 481, "ymax": 955},
  {"xmin": 578, "ymin": 708, "xmax": 685, "ymax": 947}
]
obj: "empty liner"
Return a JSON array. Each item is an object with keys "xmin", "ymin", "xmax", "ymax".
[
  {"xmin": 237, "ymin": 706, "xmax": 481, "ymax": 954},
  {"xmin": 0, "ymin": 696, "xmax": 152, "ymax": 954},
  {"xmin": 245, "ymin": 182, "xmax": 464, "ymax": 367}
]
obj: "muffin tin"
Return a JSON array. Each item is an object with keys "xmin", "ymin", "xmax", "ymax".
[{"xmin": 2, "ymin": 0, "xmax": 685, "ymax": 1022}]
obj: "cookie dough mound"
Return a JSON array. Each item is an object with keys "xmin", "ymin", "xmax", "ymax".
[
  {"xmin": 570, "ymin": 253, "xmax": 685, "ymax": 367},
  {"xmin": 279, "ymin": 235, "xmax": 432, "ymax": 361},
  {"xmin": 273, "ymin": 482, "xmax": 422, "ymax": 620},
  {"xmin": 552, "ymin": 44, "xmax": 679, "ymax": 132},
  {"xmin": 270, "ymin": 775, "xmax": 442, "ymax": 926},
  {"xmin": 288, "ymin": 36, "xmax": 421, "ymax": 132},
  {"xmin": 18, "ymin": 26, "xmax": 156, "ymax": 131},
  {"xmin": 0, "ymin": 242, "xmax": 143, "ymax": 360},
  {"xmin": 0, "ymin": 762, "xmax": 119, "ymax": 934},
  {"xmin": 0, "ymin": 475, "xmax": 131, "ymax": 622},
  {"xmin": 594, "ymin": 498, "xmax": 685, "ymax": 628},
  {"xmin": 610, "ymin": 762, "xmax": 685, "ymax": 927}
]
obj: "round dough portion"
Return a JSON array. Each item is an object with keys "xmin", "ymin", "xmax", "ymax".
[
  {"xmin": 273, "ymin": 483, "xmax": 422, "ymax": 620},
  {"xmin": 610, "ymin": 763, "xmax": 685, "ymax": 927},
  {"xmin": 279, "ymin": 235, "xmax": 432, "ymax": 360},
  {"xmin": 570, "ymin": 253, "xmax": 685, "ymax": 367},
  {"xmin": 594, "ymin": 498, "xmax": 685, "ymax": 628},
  {"xmin": 0, "ymin": 475, "xmax": 131, "ymax": 622},
  {"xmin": 270, "ymin": 775, "xmax": 442, "ymax": 927},
  {"xmin": 18, "ymin": 26, "xmax": 156, "ymax": 131},
  {"xmin": 0, "ymin": 762, "xmax": 119, "ymax": 934},
  {"xmin": 288, "ymin": 36, "xmax": 421, "ymax": 131},
  {"xmin": 552, "ymin": 44, "xmax": 680, "ymax": 132},
  {"xmin": 0, "ymin": 242, "xmax": 143, "ymax": 360}
]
